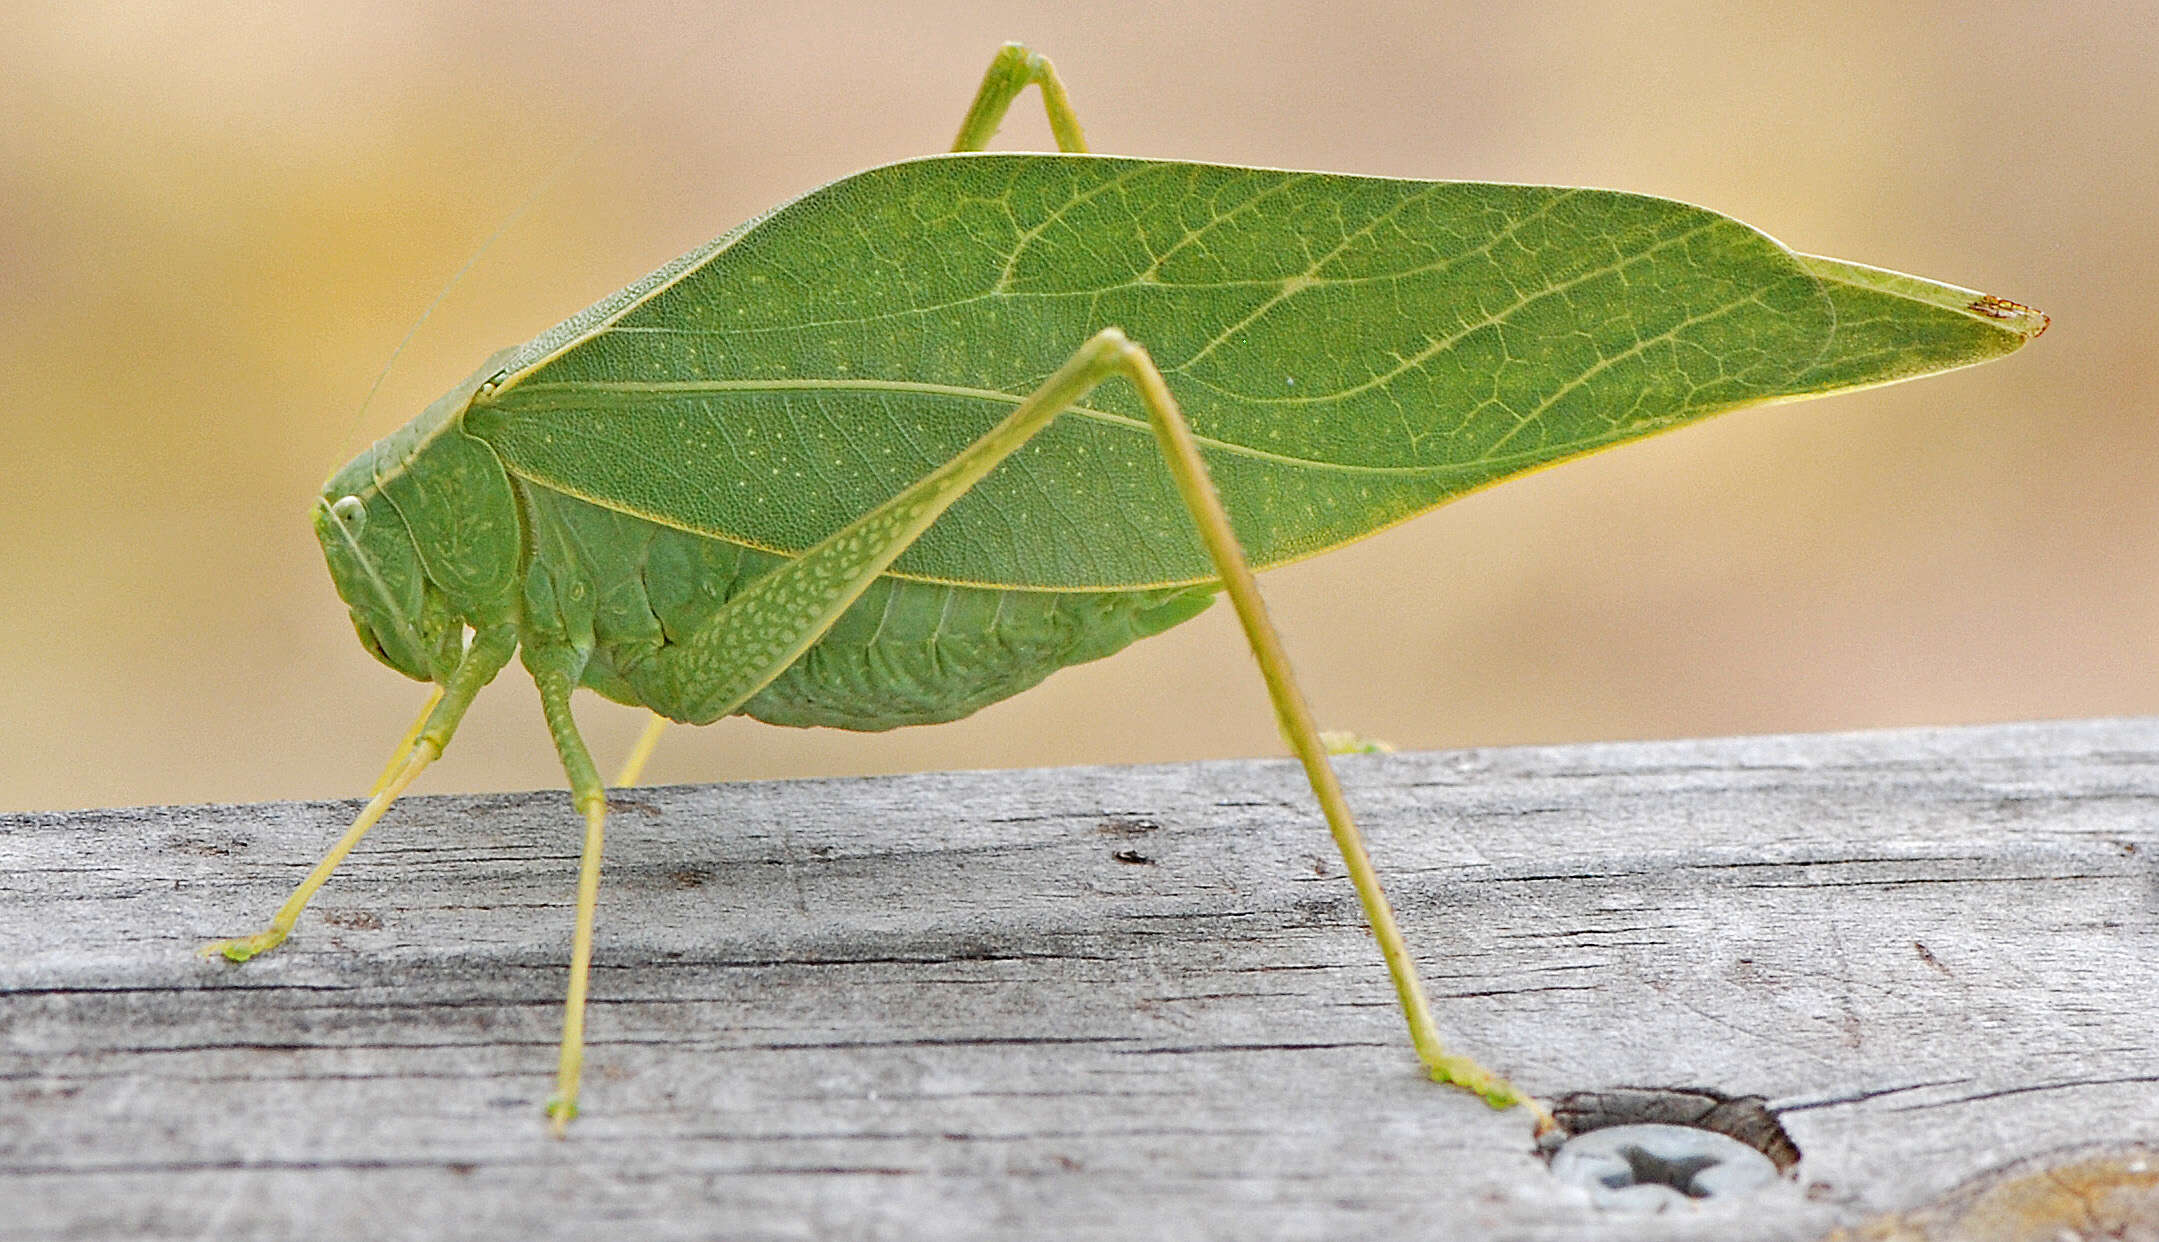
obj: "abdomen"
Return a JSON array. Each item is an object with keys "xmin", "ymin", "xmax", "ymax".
[{"xmin": 521, "ymin": 482, "xmax": 1215, "ymax": 731}]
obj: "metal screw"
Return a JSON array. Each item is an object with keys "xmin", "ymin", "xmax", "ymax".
[{"xmin": 1550, "ymin": 1123, "xmax": 1780, "ymax": 1209}]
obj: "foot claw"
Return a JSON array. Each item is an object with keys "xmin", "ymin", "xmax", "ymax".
[
  {"xmin": 198, "ymin": 930, "xmax": 286, "ymax": 963},
  {"xmin": 545, "ymin": 1095, "xmax": 577, "ymax": 1138},
  {"xmin": 1426, "ymin": 1055, "xmax": 1537, "ymax": 1114}
]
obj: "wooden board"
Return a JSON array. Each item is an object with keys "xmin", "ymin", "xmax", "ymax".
[{"xmin": 5, "ymin": 717, "xmax": 2157, "ymax": 1240}]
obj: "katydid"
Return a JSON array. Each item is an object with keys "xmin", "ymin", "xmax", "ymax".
[{"xmin": 206, "ymin": 43, "xmax": 2047, "ymax": 1135}]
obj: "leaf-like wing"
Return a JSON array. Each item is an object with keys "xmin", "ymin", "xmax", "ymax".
[{"xmin": 465, "ymin": 154, "xmax": 2042, "ymax": 589}]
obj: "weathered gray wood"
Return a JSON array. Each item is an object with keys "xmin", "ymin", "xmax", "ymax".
[{"xmin": 5, "ymin": 718, "xmax": 2157, "ymax": 1241}]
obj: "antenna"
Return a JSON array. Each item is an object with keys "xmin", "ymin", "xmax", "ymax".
[{"xmin": 335, "ymin": 36, "xmax": 715, "ymax": 460}]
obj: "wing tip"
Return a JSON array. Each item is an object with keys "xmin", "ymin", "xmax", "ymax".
[{"xmin": 1965, "ymin": 293, "xmax": 2051, "ymax": 341}]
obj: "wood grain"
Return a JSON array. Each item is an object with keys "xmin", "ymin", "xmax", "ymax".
[{"xmin": 5, "ymin": 717, "xmax": 2156, "ymax": 1239}]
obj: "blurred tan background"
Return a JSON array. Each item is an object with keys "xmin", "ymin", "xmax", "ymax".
[{"xmin": 2, "ymin": 3, "xmax": 2150, "ymax": 813}]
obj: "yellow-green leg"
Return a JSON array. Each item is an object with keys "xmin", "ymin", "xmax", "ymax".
[
  {"xmin": 951, "ymin": 42, "xmax": 1089, "ymax": 153},
  {"xmin": 203, "ymin": 627, "xmax": 515, "ymax": 963},
  {"xmin": 627, "ymin": 325, "xmax": 1547, "ymax": 1125},
  {"xmin": 1103, "ymin": 334, "xmax": 1548, "ymax": 1125},
  {"xmin": 948, "ymin": 56, "xmax": 1535, "ymax": 1117},
  {"xmin": 368, "ymin": 685, "xmax": 442, "ymax": 797},
  {"xmin": 526, "ymin": 646, "xmax": 610, "ymax": 1137},
  {"xmin": 202, "ymin": 741, "xmax": 437, "ymax": 962},
  {"xmin": 613, "ymin": 714, "xmax": 668, "ymax": 788}
]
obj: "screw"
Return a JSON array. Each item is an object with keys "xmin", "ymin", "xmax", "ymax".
[{"xmin": 1550, "ymin": 1123, "xmax": 1779, "ymax": 1208}]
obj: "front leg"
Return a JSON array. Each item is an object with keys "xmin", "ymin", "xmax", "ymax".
[{"xmin": 201, "ymin": 626, "xmax": 516, "ymax": 963}]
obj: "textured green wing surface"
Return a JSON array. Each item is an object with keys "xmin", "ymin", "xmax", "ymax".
[
  {"xmin": 515, "ymin": 481, "xmax": 1214, "ymax": 728},
  {"xmin": 465, "ymin": 154, "xmax": 2043, "ymax": 590},
  {"xmin": 1784, "ymin": 255, "xmax": 2046, "ymax": 396}
]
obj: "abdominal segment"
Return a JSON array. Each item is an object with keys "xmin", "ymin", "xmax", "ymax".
[{"xmin": 519, "ymin": 482, "xmax": 1215, "ymax": 731}]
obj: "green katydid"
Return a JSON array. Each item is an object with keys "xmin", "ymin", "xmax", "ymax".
[{"xmin": 205, "ymin": 43, "xmax": 2047, "ymax": 1135}]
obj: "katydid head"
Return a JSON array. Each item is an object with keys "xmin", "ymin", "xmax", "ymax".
[
  {"xmin": 314, "ymin": 464, "xmax": 460, "ymax": 685},
  {"xmin": 317, "ymin": 358, "xmax": 524, "ymax": 687}
]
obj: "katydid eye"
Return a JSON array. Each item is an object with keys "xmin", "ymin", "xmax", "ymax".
[{"xmin": 330, "ymin": 495, "xmax": 366, "ymax": 532}]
